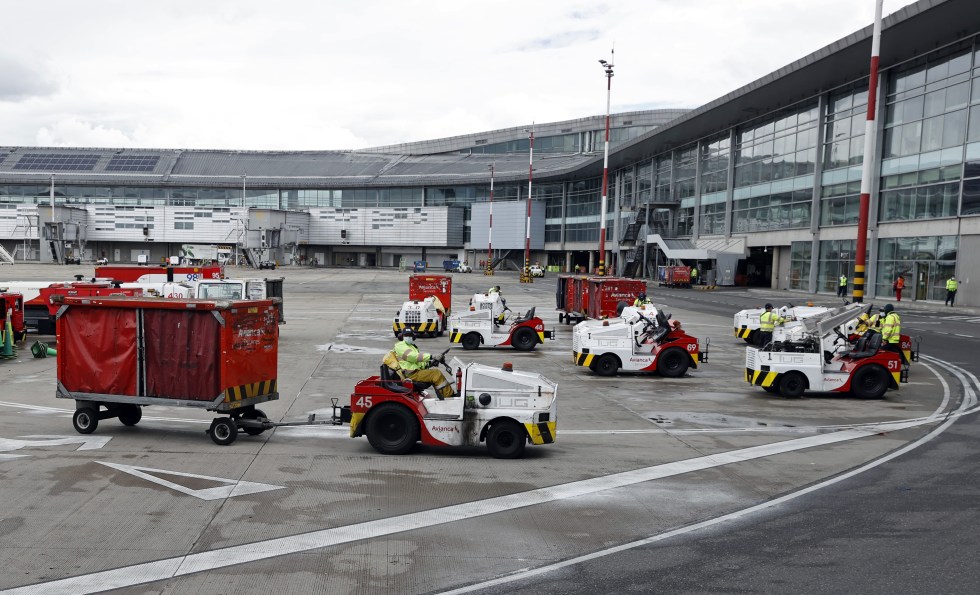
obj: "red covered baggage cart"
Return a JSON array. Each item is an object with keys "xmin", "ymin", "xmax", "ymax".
[
  {"xmin": 408, "ymin": 274, "xmax": 453, "ymax": 317},
  {"xmin": 586, "ymin": 278, "xmax": 648, "ymax": 320},
  {"xmin": 56, "ymin": 295, "xmax": 279, "ymax": 445}
]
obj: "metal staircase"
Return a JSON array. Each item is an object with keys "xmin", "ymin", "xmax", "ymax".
[
  {"xmin": 0, "ymin": 244, "xmax": 13, "ymax": 265},
  {"xmin": 620, "ymin": 204, "xmax": 647, "ymax": 243},
  {"xmin": 621, "ymin": 246, "xmax": 644, "ymax": 278}
]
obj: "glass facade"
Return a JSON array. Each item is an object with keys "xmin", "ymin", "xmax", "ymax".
[
  {"xmin": 876, "ymin": 236, "xmax": 958, "ymax": 300},
  {"xmin": 731, "ymin": 103, "xmax": 818, "ymax": 232},
  {"xmin": 817, "ymin": 239, "xmax": 855, "ymax": 293},
  {"xmin": 820, "ymin": 87, "xmax": 868, "ymax": 226},
  {"xmin": 880, "ymin": 47, "xmax": 974, "ymax": 222},
  {"xmin": 789, "ymin": 241, "xmax": 812, "ymax": 291},
  {"xmin": 699, "ymin": 136, "xmax": 729, "ymax": 235},
  {"xmin": 674, "ymin": 145, "xmax": 697, "ymax": 236}
]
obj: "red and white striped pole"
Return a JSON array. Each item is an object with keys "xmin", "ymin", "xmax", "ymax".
[
  {"xmin": 854, "ymin": 0, "xmax": 883, "ymax": 303},
  {"xmin": 522, "ymin": 128, "xmax": 534, "ymax": 283},
  {"xmin": 485, "ymin": 163, "xmax": 494, "ymax": 276},
  {"xmin": 598, "ymin": 50, "xmax": 614, "ymax": 276}
]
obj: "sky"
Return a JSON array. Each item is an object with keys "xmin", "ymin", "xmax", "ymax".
[{"xmin": 0, "ymin": 0, "xmax": 920, "ymax": 152}]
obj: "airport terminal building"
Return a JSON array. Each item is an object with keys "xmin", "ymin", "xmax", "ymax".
[{"xmin": 1, "ymin": 0, "xmax": 977, "ymax": 306}]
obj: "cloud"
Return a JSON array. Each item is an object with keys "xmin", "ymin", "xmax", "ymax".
[
  {"xmin": 517, "ymin": 29, "xmax": 601, "ymax": 51},
  {"xmin": 0, "ymin": 53, "xmax": 58, "ymax": 101},
  {"xmin": 35, "ymin": 118, "xmax": 138, "ymax": 147}
]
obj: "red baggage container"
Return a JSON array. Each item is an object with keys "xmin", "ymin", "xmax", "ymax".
[
  {"xmin": 408, "ymin": 274, "xmax": 453, "ymax": 316},
  {"xmin": 56, "ymin": 296, "xmax": 279, "ymax": 443},
  {"xmin": 587, "ymin": 278, "xmax": 648, "ymax": 319}
]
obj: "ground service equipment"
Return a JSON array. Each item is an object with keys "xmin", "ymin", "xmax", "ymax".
[
  {"xmin": 95, "ymin": 264, "xmax": 223, "ymax": 283},
  {"xmin": 557, "ymin": 276, "xmax": 647, "ymax": 324},
  {"xmin": 449, "ymin": 305, "xmax": 554, "ymax": 351},
  {"xmin": 745, "ymin": 303, "xmax": 917, "ymax": 398},
  {"xmin": 733, "ymin": 304, "xmax": 829, "ymax": 345},
  {"xmin": 572, "ymin": 306, "xmax": 707, "ymax": 377},
  {"xmin": 337, "ymin": 354, "xmax": 557, "ymax": 458},
  {"xmin": 1, "ymin": 292, "xmax": 26, "ymax": 360},
  {"xmin": 56, "ymin": 296, "xmax": 280, "ymax": 445},
  {"xmin": 657, "ymin": 266, "xmax": 692, "ymax": 288},
  {"xmin": 393, "ymin": 274, "xmax": 453, "ymax": 337}
]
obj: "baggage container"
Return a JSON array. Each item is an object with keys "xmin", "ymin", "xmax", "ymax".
[
  {"xmin": 442, "ymin": 259, "xmax": 461, "ymax": 271},
  {"xmin": 408, "ymin": 274, "xmax": 453, "ymax": 317},
  {"xmin": 95, "ymin": 264, "xmax": 223, "ymax": 283},
  {"xmin": 56, "ymin": 295, "xmax": 279, "ymax": 445},
  {"xmin": 587, "ymin": 278, "xmax": 648, "ymax": 320},
  {"xmin": 657, "ymin": 265, "xmax": 692, "ymax": 288}
]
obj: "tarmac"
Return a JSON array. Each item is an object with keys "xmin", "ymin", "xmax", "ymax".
[{"xmin": 0, "ymin": 264, "xmax": 968, "ymax": 594}]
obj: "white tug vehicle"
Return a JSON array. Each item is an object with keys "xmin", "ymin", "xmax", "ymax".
[
  {"xmin": 572, "ymin": 305, "xmax": 706, "ymax": 377},
  {"xmin": 745, "ymin": 303, "xmax": 915, "ymax": 399},
  {"xmin": 449, "ymin": 293, "xmax": 553, "ymax": 351},
  {"xmin": 392, "ymin": 295, "xmax": 447, "ymax": 337},
  {"xmin": 733, "ymin": 303, "xmax": 830, "ymax": 345}
]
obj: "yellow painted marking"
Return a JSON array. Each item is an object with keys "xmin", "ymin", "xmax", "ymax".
[{"xmin": 349, "ymin": 412, "xmax": 365, "ymax": 437}]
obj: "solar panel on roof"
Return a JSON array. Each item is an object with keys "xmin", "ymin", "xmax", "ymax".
[
  {"xmin": 12, "ymin": 153, "xmax": 100, "ymax": 171},
  {"xmin": 105, "ymin": 155, "xmax": 160, "ymax": 172}
]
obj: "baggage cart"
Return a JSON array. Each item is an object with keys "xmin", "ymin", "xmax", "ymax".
[{"xmin": 56, "ymin": 295, "xmax": 280, "ymax": 445}]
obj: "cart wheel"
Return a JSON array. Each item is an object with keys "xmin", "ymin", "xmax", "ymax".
[
  {"xmin": 366, "ymin": 403, "xmax": 418, "ymax": 455},
  {"xmin": 486, "ymin": 420, "xmax": 527, "ymax": 459},
  {"xmin": 656, "ymin": 347, "xmax": 690, "ymax": 378},
  {"xmin": 73, "ymin": 407, "xmax": 99, "ymax": 434},
  {"xmin": 241, "ymin": 409, "xmax": 267, "ymax": 436},
  {"xmin": 593, "ymin": 354, "xmax": 619, "ymax": 377},
  {"xmin": 778, "ymin": 372, "xmax": 807, "ymax": 398},
  {"xmin": 511, "ymin": 327, "xmax": 537, "ymax": 351},
  {"xmin": 558, "ymin": 313, "xmax": 564, "ymax": 324},
  {"xmin": 209, "ymin": 417, "xmax": 238, "ymax": 445},
  {"xmin": 851, "ymin": 364, "xmax": 889, "ymax": 399},
  {"xmin": 118, "ymin": 405, "xmax": 142, "ymax": 426},
  {"xmin": 462, "ymin": 332, "xmax": 481, "ymax": 350}
]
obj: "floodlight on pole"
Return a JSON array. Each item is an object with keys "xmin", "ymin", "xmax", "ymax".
[
  {"xmin": 485, "ymin": 163, "xmax": 495, "ymax": 276},
  {"xmin": 520, "ymin": 127, "xmax": 534, "ymax": 283},
  {"xmin": 597, "ymin": 49, "xmax": 614, "ymax": 276}
]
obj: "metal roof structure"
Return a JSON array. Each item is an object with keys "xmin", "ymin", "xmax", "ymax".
[{"xmin": 0, "ymin": 0, "xmax": 974, "ymax": 190}]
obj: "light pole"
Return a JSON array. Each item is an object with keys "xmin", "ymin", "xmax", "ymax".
[
  {"xmin": 520, "ymin": 127, "xmax": 534, "ymax": 283},
  {"xmin": 485, "ymin": 163, "xmax": 495, "ymax": 276},
  {"xmin": 598, "ymin": 50, "xmax": 614, "ymax": 276}
]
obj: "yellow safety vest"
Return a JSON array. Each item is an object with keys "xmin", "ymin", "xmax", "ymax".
[
  {"xmin": 946, "ymin": 278, "xmax": 958, "ymax": 291},
  {"xmin": 394, "ymin": 341, "xmax": 430, "ymax": 371},
  {"xmin": 633, "ymin": 298, "xmax": 652, "ymax": 307},
  {"xmin": 881, "ymin": 313, "xmax": 901, "ymax": 344},
  {"xmin": 839, "ymin": 275, "xmax": 847, "ymax": 287},
  {"xmin": 759, "ymin": 311, "xmax": 784, "ymax": 332}
]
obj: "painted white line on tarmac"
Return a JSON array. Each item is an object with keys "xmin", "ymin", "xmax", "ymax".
[
  {"xmin": 2, "ymin": 418, "xmax": 939, "ymax": 594},
  {"xmin": 438, "ymin": 356, "xmax": 969, "ymax": 595}
]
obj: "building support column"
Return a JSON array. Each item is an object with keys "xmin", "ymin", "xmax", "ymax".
[{"xmin": 588, "ymin": 251, "xmax": 595, "ymax": 274}]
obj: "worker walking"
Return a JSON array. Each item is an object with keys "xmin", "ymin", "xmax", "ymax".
[
  {"xmin": 392, "ymin": 329, "xmax": 455, "ymax": 399},
  {"xmin": 633, "ymin": 292, "xmax": 652, "ymax": 307},
  {"xmin": 691, "ymin": 266, "xmax": 699, "ymax": 286},
  {"xmin": 758, "ymin": 303, "xmax": 785, "ymax": 347},
  {"xmin": 838, "ymin": 274, "xmax": 848, "ymax": 297},
  {"xmin": 946, "ymin": 276, "xmax": 958, "ymax": 306},
  {"xmin": 894, "ymin": 275, "xmax": 905, "ymax": 301},
  {"xmin": 880, "ymin": 304, "xmax": 907, "ymax": 365}
]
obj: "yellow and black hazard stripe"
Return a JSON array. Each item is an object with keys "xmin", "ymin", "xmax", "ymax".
[
  {"xmin": 734, "ymin": 325, "xmax": 753, "ymax": 339},
  {"xmin": 745, "ymin": 368, "xmax": 780, "ymax": 388},
  {"xmin": 525, "ymin": 421, "xmax": 557, "ymax": 445},
  {"xmin": 690, "ymin": 351, "xmax": 700, "ymax": 366},
  {"xmin": 224, "ymin": 379, "xmax": 278, "ymax": 403},
  {"xmin": 393, "ymin": 321, "xmax": 440, "ymax": 334},
  {"xmin": 573, "ymin": 349, "xmax": 594, "ymax": 367},
  {"xmin": 349, "ymin": 411, "xmax": 365, "ymax": 437},
  {"xmin": 449, "ymin": 331, "xmax": 463, "ymax": 343}
]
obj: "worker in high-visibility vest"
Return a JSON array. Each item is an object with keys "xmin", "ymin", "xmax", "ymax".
[
  {"xmin": 946, "ymin": 276, "xmax": 958, "ymax": 306},
  {"xmin": 391, "ymin": 329, "xmax": 455, "ymax": 399},
  {"xmin": 880, "ymin": 304, "xmax": 907, "ymax": 365},
  {"xmin": 838, "ymin": 274, "xmax": 848, "ymax": 297},
  {"xmin": 758, "ymin": 303, "xmax": 785, "ymax": 347},
  {"xmin": 633, "ymin": 292, "xmax": 652, "ymax": 307}
]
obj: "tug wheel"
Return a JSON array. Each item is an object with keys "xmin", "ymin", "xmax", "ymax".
[
  {"xmin": 656, "ymin": 347, "xmax": 689, "ymax": 378},
  {"xmin": 366, "ymin": 404, "xmax": 418, "ymax": 455},
  {"xmin": 486, "ymin": 420, "xmax": 526, "ymax": 459},
  {"xmin": 593, "ymin": 354, "xmax": 619, "ymax": 377},
  {"xmin": 851, "ymin": 364, "xmax": 889, "ymax": 399},
  {"xmin": 462, "ymin": 332, "xmax": 481, "ymax": 350},
  {"xmin": 778, "ymin": 372, "xmax": 807, "ymax": 398},
  {"xmin": 511, "ymin": 327, "xmax": 537, "ymax": 351}
]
